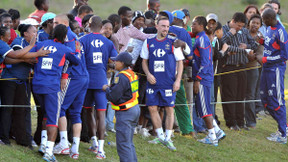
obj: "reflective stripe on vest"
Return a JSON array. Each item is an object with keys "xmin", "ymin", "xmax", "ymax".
[{"xmin": 111, "ymin": 69, "xmax": 139, "ymax": 111}]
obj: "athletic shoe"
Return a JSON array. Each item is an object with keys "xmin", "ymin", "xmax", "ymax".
[
  {"xmin": 270, "ymin": 130, "xmax": 282, "ymax": 137},
  {"xmin": 53, "ymin": 144, "xmax": 70, "ymax": 155},
  {"xmin": 31, "ymin": 140, "xmax": 38, "ymax": 147},
  {"xmin": 38, "ymin": 144, "xmax": 46, "ymax": 155},
  {"xmin": 148, "ymin": 138, "xmax": 165, "ymax": 145},
  {"xmin": 104, "ymin": 131, "xmax": 108, "ymax": 137},
  {"xmin": 216, "ymin": 130, "xmax": 226, "ymax": 141},
  {"xmin": 69, "ymin": 151, "xmax": 79, "ymax": 160},
  {"xmin": 198, "ymin": 136, "xmax": 218, "ymax": 146},
  {"xmin": 88, "ymin": 146, "xmax": 98, "ymax": 154},
  {"xmin": 139, "ymin": 128, "xmax": 151, "ymax": 138},
  {"xmin": 164, "ymin": 139, "xmax": 176, "ymax": 151},
  {"xmin": 267, "ymin": 134, "xmax": 287, "ymax": 144},
  {"xmin": 43, "ymin": 153, "xmax": 57, "ymax": 162},
  {"xmin": 134, "ymin": 128, "xmax": 138, "ymax": 135},
  {"xmin": 96, "ymin": 151, "xmax": 106, "ymax": 159},
  {"xmin": 107, "ymin": 128, "xmax": 116, "ymax": 133}
]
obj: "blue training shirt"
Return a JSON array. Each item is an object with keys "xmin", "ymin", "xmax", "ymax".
[
  {"xmin": 37, "ymin": 29, "xmax": 50, "ymax": 42},
  {"xmin": 64, "ymin": 26, "xmax": 88, "ymax": 78},
  {"xmin": 0, "ymin": 40, "xmax": 13, "ymax": 64},
  {"xmin": 263, "ymin": 21, "xmax": 288, "ymax": 68},
  {"xmin": 2, "ymin": 37, "xmax": 32, "ymax": 80},
  {"xmin": 170, "ymin": 25, "xmax": 193, "ymax": 57},
  {"xmin": 32, "ymin": 39, "xmax": 80, "ymax": 94},
  {"xmin": 79, "ymin": 32, "xmax": 118, "ymax": 89},
  {"xmin": 192, "ymin": 31, "xmax": 214, "ymax": 87}
]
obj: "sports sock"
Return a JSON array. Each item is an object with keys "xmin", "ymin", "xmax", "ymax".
[
  {"xmin": 155, "ymin": 128, "xmax": 165, "ymax": 141},
  {"xmin": 165, "ymin": 129, "xmax": 173, "ymax": 141},
  {"xmin": 98, "ymin": 140, "xmax": 105, "ymax": 153},
  {"xmin": 59, "ymin": 131, "xmax": 68, "ymax": 147},
  {"xmin": 213, "ymin": 119, "xmax": 221, "ymax": 133},
  {"xmin": 91, "ymin": 136, "xmax": 98, "ymax": 148},
  {"xmin": 208, "ymin": 128, "xmax": 216, "ymax": 141},
  {"xmin": 41, "ymin": 130, "xmax": 47, "ymax": 146},
  {"xmin": 45, "ymin": 141, "xmax": 55, "ymax": 156},
  {"xmin": 71, "ymin": 137, "xmax": 80, "ymax": 153}
]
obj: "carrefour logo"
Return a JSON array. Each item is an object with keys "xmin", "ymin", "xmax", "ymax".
[
  {"xmin": 153, "ymin": 49, "xmax": 166, "ymax": 57},
  {"xmin": 44, "ymin": 46, "xmax": 57, "ymax": 53},
  {"xmin": 91, "ymin": 39, "xmax": 104, "ymax": 48}
]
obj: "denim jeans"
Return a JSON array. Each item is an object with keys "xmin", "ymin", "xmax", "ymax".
[{"xmin": 106, "ymin": 103, "xmax": 115, "ymax": 130}]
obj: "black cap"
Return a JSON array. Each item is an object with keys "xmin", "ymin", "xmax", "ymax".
[
  {"xmin": 132, "ymin": 11, "xmax": 145, "ymax": 23},
  {"xmin": 181, "ymin": 9, "xmax": 190, "ymax": 17},
  {"xmin": 111, "ymin": 52, "xmax": 133, "ymax": 66}
]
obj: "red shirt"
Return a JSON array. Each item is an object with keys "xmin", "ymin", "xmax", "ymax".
[
  {"xmin": 28, "ymin": 10, "xmax": 47, "ymax": 23},
  {"xmin": 8, "ymin": 29, "xmax": 17, "ymax": 45}
]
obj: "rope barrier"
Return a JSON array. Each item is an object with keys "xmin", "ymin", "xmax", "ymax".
[{"xmin": 0, "ymin": 99, "xmax": 262, "ymax": 108}]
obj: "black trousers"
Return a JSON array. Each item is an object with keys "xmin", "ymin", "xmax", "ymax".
[
  {"xmin": 0, "ymin": 80, "xmax": 30, "ymax": 146},
  {"xmin": 220, "ymin": 65, "xmax": 247, "ymax": 127}
]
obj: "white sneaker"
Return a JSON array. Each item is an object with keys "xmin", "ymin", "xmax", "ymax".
[
  {"xmin": 96, "ymin": 151, "xmax": 106, "ymax": 159},
  {"xmin": 139, "ymin": 128, "xmax": 151, "ymax": 138},
  {"xmin": 267, "ymin": 134, "xmax": 287, "ymax": 144},
  {"xmin": 134, "ymin": 128, "xmax": 138, "ymax": 135},
  {"xmin": 53, "ymin": 144, "xmax": 70, "ymax": 155},
  {"xmin": 216, "ymin": 130, "xmax": 226, "ymax": 141},
  {"xmin": 270, "ymin": 130, "xmax": 282, "ymax": 137}
]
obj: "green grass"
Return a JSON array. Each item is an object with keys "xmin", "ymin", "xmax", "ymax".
[{"xmin": 1, "ymin": 106, "xmax": 288, "ymax": 162}]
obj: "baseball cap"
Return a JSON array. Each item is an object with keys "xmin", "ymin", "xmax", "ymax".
[
  {"xmin": 206, "ymin": 13, "xmax": 218, "ymax": 22},
  {"xmin": 132, "ymin": 11, "xmax": 145, "ymax": 23},
  {"xmin": 41, "ymin": 12, "xmax": 56, "ymax": 25},
  {"xmin": 181, "ymin": 9, "xmax": 190, "ymax": 17},
  {"xmin": 172, "ymin": 10, "xmax": 185, "ymax": 20},
  {"xmin": 21, "ymin": 18, "xmax": 39, "ymax": 25},
  {"xmin": 111, "ymin": 52, "xmax": 133, "ymax": 66}
]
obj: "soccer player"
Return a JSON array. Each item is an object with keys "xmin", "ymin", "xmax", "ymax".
[
  {"xmin": 191, "ymin": 16, "xmax": 225, "ymax": 146},
  {"xmin": 80, "ymin": 16, "xmax": 117, "ymax": 159},
  {"xmin": 50, "ymin": 14, "xmax": 89, "ymax": 159},
  {"xmin": 141, "ymin": 17, "xmax": 184, "ymax": 151},
  {"xmin": 260, "ymin": 9, "xmax": 288, "ymax": 144},
  {"xmin": 31, "ymin": 24, "xmax": 80, "ymax": 161}
]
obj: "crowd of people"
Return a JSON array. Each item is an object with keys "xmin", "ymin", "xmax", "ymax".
[{"xmin": 0, "ymin": 0, "xmax": 288, "ymax": 161}]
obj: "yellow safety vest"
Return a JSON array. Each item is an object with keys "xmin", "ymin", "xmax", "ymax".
[{"xmin": 111, "ymin": 69, "xmax": 139, "ymax": 111}]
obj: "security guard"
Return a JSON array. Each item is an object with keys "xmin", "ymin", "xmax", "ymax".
[{"xmin": 102, "ymin": 52, "xmax": 140, "ymax": 162}]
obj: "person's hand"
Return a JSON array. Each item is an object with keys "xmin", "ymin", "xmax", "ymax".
[
  {"xmin": 61, "ymin": 79, "xmax": 68, "ymax": 91},
  {"xmin": 147, "ymin": 73, "xmax": 156, "ymax": 85},
  {"xmin": 37, "ymin": 46, "xmax": 50, "ymax": 57},
  {"xmin": 24, "ymin": 58, "xmax": 37, "ymax": 65},
  {"xmin": 126, "ymin": 46, "xmax": 134, "ymax": 53},
  {"xmin": 75, "ymin": 41, "xmax": 81, "ymax": 51},
  {"xmin": 193, "ymin": 81, "xmax": 200, "ymax": 94},
  {"xmin": 239, "ymin": 43, "xmax": 247, "ymax": 49},
  {"xmin": 102, "ymin": 84, "xmax": 109, "ymax": 91},
  {"xmin": 29, "ymin": 34, "xmax": 36, "ymax": 47},
  {"xmin": 256, "ymin": 55, "xmax": 264, "ymax": 65},
  {"xmin": 173, "ymin": 39, "xmax": 185, "ymax": 49},
  {"xmin": 247, "ymin": 51, "xmax": 256, "ymax": 61},
  {"xmin": 173, "ymin": 80, "xmax": 181, "ymax": 92},
  {"xmin": 229, "ymin": 28, "xmax": 236, "ymax": 35},
  {"xmin": 222, "ymin": 43, "xmax": 229, "ymax": 52}
]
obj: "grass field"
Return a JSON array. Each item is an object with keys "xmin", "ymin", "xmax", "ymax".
[
  {"xmin": 0, "ymin": 105, "xmax": 288, "ymax": 162},
  {"xmin": 1, "ymin": 0, "xmax": 288, "ymax": 161}
]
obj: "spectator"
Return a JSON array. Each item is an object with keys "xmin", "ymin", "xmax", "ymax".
[
  {"xmin": 37, "ymin": 12, "xmax": 56, "ymax": 42},
  {"xmin": 0, "ymin": 13, "xmax": 17, "ymax": 45},
  {"xmin": 221, "ymin": 12, "xmax": 257, "ymax": 130},
  {"xmin": 245, "ymin": 14, "xmax": 263, "ymax": 129},
  {"xmin": 75, "ymin": 5, "xmax": 93, "ymax": 27},
  {"xmin": 181, "ymin": 9, "xmax": 191, "ymax": 32},
  {"xmin": 8, "ymin": 9, "xmax": 21, "ymax": 30},
  {"xmin": 259, "ymin": 3, "xmax": 273, "ymax": 37},
  {"xmin": 268, "ymin": 0, "xmax": 284, "ymax": 28},
  {"xmin": 70, "ymin": 0, "xmax": 88, "ymax": 17},
  {"xmin": 28, "ymin": 0, "xmax": 49, "ymax": 23},
  {"xmin": 147, "ymin": 0, "xmax": 160, "ymax": 14},
  {"xmin": 243, "ymin": 5, "xmax": 260, "ymax": 21}
]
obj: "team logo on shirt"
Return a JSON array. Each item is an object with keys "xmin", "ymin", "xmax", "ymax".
[
  {"xmin": 91, "ymin": 39, "xmax": 104, "ymax": 48},
  {"xmin": 41, "ymin": 58, "xmax": 53, "ymax": 70},
  {"xmin": 165, "ymin": 43, "xmax": 170, "ymax": 50},
  {"xmin": 153, "ymin": 49, "xmax": 166, "ymax": 57},
  {"xmin": 165, "ymin": 89, "xmax": 172, "ymax": 97},
  {"xmin": 150, "ymin": 44, "xmax": 155, "ymax": 48},
  {"xmin": 44, "ymin": 46, "xmax": 57, "ymax": 53},
  {"xmin": 147, "ymin": 88, "xmax": 154, "ymax": 94},
  {"xmin": 93, "ymin": 52, "xmax": 103, "ymax": 64},
  {"xmin": 154, "ymin": 61, "xmax": 165, "ymax": 72}
]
